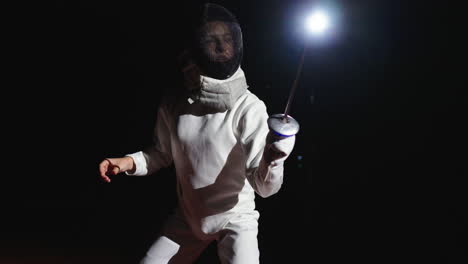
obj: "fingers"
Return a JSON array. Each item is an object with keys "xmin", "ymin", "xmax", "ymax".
[
  {"xmin": 271, "ymin": 135, "xmax": 295, "ymax": 154},
  {"xmin": 98, "ymin": 159, "xmax": 122, "ymax": 183},
  {"xmin": 263, "ymin": 143, "xmax": 287, "ymax": 165},
  {"xmin": 269, "ymin": 144, "xmax": 287, "ymax": 160},
  {"xmin": 102, "ymin": 174, "xmax": 111, "ymax": 183},
  {"xmin": 111, "ymin": 165, "xmax": 120, "ymax": 175},
  {"xmin": 98, "ymin": 160, "xmax": 111, "ymax": 183}
]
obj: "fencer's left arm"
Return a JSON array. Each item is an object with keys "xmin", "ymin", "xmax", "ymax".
[{"xmin": 241, "ymin": 101, "xmax": 296, "ymax": 198}]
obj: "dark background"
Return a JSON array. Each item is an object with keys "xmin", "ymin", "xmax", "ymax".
[{"xmin": 3, "ymin": 0, "xmax": 465, "ymax": 263}]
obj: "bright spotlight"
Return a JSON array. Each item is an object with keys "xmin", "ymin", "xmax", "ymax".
[
  {"xmin": 267, "ymin": 7, "xmax": 337, "ymax": 137},
  {"xmin": 305, "ymin": 11, "xmax": 330, "ymax": 34}
]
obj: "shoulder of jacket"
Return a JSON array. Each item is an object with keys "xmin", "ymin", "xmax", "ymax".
[
  {"xmin": 237, "ymin": 90, "xmax": 266, "ymax": 109},
  {"xmin": 232, "ymin": 91, "xmax": 267, "ymax": 124}
]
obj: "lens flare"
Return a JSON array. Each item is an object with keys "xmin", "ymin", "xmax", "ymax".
[{"xmin": 305, "ymin": 11, "xmax": 330, "ymax": 34}]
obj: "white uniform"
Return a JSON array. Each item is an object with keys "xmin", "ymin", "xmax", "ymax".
[{"xmin": 126, "ymin": 68, "xmax": 295, "ymax": 264}]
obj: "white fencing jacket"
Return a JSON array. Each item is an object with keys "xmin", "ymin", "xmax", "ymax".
[{"xmin": 126, "ymin": 68, "xmax": 295, "ymax": 238}]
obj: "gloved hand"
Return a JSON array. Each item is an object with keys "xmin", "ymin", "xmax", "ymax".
[{"xmin": 263, "ymin": 131, "xmax": 296, "ymax": 166}]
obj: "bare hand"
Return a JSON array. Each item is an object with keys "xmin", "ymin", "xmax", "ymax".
[{"xmin": 98, "ymin": 157, "xmax": 134, "ymax": 183}]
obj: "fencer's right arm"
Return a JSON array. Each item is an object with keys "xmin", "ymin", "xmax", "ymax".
[{"xmin": 125, "ymin": 106, "xmax": 173, "ymax": 176}]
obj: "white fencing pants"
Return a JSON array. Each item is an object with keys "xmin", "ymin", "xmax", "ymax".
[{"xmin": 140, "ymin": 213, "xmax": 260, "ymax": 264}]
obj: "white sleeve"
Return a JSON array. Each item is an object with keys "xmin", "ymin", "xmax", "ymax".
[
  {"xmin": 240, "ymin": 101, "xmax": 295, "ymax": 198},
  {"xmin": 125, "ymin": 105, "xmax": 173, "ymax": 176}
]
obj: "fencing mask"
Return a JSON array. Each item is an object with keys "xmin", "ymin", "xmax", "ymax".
[{"xmin": 188, "ymin": 3, "xmax": 243, "ymax": 80}]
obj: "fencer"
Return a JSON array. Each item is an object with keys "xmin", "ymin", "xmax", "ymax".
[{"xmin": 99, "ymin": 3, "xmax": 297, "ymax": 263}]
